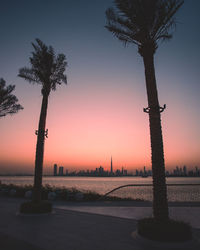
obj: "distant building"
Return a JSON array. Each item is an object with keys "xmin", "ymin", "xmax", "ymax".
[
  {"xmin": 123, "ymin": 169, "xmax": 128, "ymax": 176},
  {"xmin": 53, "ymin": 164, "xmax": 57, "ymax": 176},
  {"xmin": 110, "ymin": 156, "xmax": 113, "ymax": 174},
  {"xmin": 183, "ymin": 165, "xmax": 187, "ymax": 175},
  {"xmin": 58, "ymin": 166, "xmax": 64, "ymax": 176},
  {"xmin": 99, "ymin": 166, "xmax": 104, "ymax": 174},
  {"xmin": 143, "ymin": 166, "xmax": 146, "ymax": 175}
]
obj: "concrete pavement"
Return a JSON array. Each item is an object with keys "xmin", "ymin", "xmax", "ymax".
[
  {"xmin": 0, "ymin": 197, "xmax": 200, "ymax": 250},
  {"xmin": 55, "ymin": 202, "xmax": 200, "ymax": 229}
]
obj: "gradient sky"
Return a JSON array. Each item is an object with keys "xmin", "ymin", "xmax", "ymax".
[{"xmin": 0, "ymin": 0, "xmax": 199, "ymax": 174}]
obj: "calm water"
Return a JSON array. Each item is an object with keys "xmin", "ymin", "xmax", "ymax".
[{"xmin": 1, "ymin": 176, "xmax": 200, "ymax": 202}]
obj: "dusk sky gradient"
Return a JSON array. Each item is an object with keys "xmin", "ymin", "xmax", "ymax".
[{"xmin": 0, "ymin": 0, "xmax": 199, "ymax": 174}]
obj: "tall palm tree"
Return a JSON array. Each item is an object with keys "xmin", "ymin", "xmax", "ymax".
[
  {"xmin": 106, "ymin": 0, "xmax": 183, "ymax": 222},
  {"xmin": 0, "ymin": 78, "xmax": 23, "ymax": 117},
  {"xmin": 19, "ymin": 39, "xmax": 67, "ymax": 203}
]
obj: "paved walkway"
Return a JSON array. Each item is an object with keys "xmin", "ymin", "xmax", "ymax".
[
  {"xmin": 55, "ymin": 202, "xmax": 200, "ymax": 229},
  {"xmin": 0, "ymin": 197, "xmax": 200, "ymax": 250}
]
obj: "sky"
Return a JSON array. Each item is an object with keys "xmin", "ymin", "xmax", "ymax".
[{"xmin": 0, "ymin": 0, "xmax": 199, "ymax": 174}]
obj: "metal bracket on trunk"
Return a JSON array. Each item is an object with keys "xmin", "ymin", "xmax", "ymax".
[
  {"xmin": 35, "ymin": 129, "xmax": 48, "ymax": 138},
  {"xmin": 159, "ymin": 104, "xmax": 166, "ymax": 113},
  {"xmin": 143, "ymin": 107, "xmax": 150, "ymax": 113},
  {"xmin": 44, "ymin": 129, "xmax": 48, "ymax": 138},
  {"xmin": 143, "ymin": 104, "xmax": 166, "ymax": 113}
]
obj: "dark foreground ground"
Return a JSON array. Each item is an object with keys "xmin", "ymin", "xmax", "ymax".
[{"xmin": 0, "ymin": 197, "xmax": 200, "ymax": 250}]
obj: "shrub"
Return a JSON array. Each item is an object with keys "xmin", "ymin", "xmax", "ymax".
[
  {"xmin": 20, "ymin": 200, "xmax": 52, "ymax": 214},
  {"xmin": 48, "ymin": 191, "xmax": 56, "ymax": 200},
  {"xmin": 137, "ymin": 217, "xmax": 192, "ymax": 242},
  {"xmin": 0, "ymin": 183, "xmax": 143, "ymax": 202},
  {"xmin": 24, "ymin": 190, "xmax": 32, "ymax": 199}
]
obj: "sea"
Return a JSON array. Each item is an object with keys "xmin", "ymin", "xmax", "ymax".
[{"xmin": 0, "ymin": 176, "xmax": 200, "ymax": 202}]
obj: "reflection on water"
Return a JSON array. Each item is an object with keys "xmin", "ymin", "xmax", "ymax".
[{"xmin": 0, "ymin": 176, "xmax": 200, "ymax": 202}]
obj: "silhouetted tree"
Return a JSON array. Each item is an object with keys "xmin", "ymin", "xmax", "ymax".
[
  {"xmin": 106, "ymin": 0, "xmax": 183, "ymax": 222},
  {"xmin": 18, "ymin": 39, "xmax": 67, "ymax": 203},
  {"xmin": 0, "ymin": 78, "xmax": 23, "ymax": 117}
]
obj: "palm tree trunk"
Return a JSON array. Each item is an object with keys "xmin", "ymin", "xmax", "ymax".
[
  {"xmin": 33, "ymin": 93, "xmax": 49, "ymax": 203},
  {"xmin": 142, "ymin": 53, "xmax": 169, "ymax": 222}
]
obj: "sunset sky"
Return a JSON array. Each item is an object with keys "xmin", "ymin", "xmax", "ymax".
[{"xmin": 0, "ymin": 0, "xmax": 199, "ymax": 174}]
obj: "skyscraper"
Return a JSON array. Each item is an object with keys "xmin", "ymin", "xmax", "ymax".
[
  {"xmin": 53, "ymin": 164, "xmax": 57, "ymax": 176},
  {"xmin": 183, "ymin": 165, "xmax": 187, "ymax": 176},
  {"xmin": 59, "ymin": 166, "xmax": 64, "ymax": 176},
  {"xmin": 111, "ymin": 156, "xmax": 113, "ymax": 174}
]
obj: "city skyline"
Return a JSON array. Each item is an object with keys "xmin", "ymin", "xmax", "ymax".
[
  {"xmin": 1, "ymin": 155, "xmax": 199, "ymax": 175},
  {"xmin": 0, "ymin": 0, "xmax": 200, "ymax": 174},
  {"xmin": 54, "ymin": 163, "xmax": 200, "ymax": 177},
  {"xmin": 0, "ymin": 161, "xmax": 199, "ymax": 176},
  {"xmin": 53, "ymin": 156, "xmax": 128, "ymax": 177}
]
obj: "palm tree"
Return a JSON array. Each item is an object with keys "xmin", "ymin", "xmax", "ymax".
[
  {"xmin": 0, "ymin": 78, "xmax": 23, "ymax": 117},
  {"xmin": 105, "ymin": 0, "xmax": 183, "ymax": 222},
  {"xmin": 19, "ymin": 39, "xmax": 67, "ymax": 203}
]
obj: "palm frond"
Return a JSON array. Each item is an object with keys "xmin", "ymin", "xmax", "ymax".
[
  {"xmin": 105, "ymin": 8, "xmax": 140, "ymax": 46},
  {"xmin": 50, "ymin": 54, "xmax": 67, "ymax": 90},
  {"xmin": 0, "ymin": 78, "xmax": 23, "ymax": 117},
  {"xmin": 18, "ymin": 67, "xmax": 39, "ymax": 84},
  {"xmin": 153, "ymin": 0, "xmax": 184, "ymax": 41}
]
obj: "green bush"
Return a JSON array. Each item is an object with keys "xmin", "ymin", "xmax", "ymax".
[
  {"xmin": 137, "ymin": 217, "xmax": 192, "ymax": 242},
  {"xmin": 20, "ymin": 200, "xmax": 52, "ymax": 214}
]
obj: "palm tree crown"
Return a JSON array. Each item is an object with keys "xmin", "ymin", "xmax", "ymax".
[
  {"xmin": 18, "ymin": 39, "xmax": 67, "ymax": 95},
  {"xmin": 105, "ymin": 0, "xmax": 183, "ymax": 55}
]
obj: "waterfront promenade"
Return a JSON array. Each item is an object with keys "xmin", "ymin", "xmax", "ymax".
[{"xmin": 0, "ymin": 197, "xmax": 200, "ymax": 250}]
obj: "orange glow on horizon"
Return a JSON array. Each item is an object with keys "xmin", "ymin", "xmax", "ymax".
[{"xmin": 1, "ymin": 79, "xmax": 199, "ymax": 175}]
